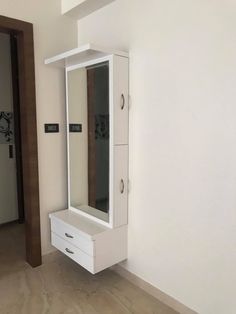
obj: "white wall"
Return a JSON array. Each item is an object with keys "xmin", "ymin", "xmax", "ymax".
[
  {"xmin": 77, "ymin": 1, "xmax": 236, "ymax": 313},
  {"xmin": 0, "ymin": 0, "xmax": 77, "ymax": 253}
]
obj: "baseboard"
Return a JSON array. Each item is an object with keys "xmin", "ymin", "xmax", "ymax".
[
  {"xmin": 112, "ymin": 264, "xmax": 198, "ymax": 314},
  {"xmin": 42, "ymin": 250, "xmax": 61, "ymax": 264}
]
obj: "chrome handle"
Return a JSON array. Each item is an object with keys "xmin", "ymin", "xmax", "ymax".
[
  {"xmin": 121, "ymin": 94, "xmax": 125, "ymax": 110},
  {"xmin": 65, "ymin": 248, "xmax": 74, "ymax": 254},
  {"xmin": 120, "ymin": 179, "xmax": 125, "ymax": 194},
  {"xmin": 65, "ymin": 233, "xmax": 74, "ymax": 239}
]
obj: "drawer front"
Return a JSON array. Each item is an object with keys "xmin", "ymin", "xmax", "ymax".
[
  {"xmin": 51, "ymin": 218, "xmax": 94, "ymax": 256},
  {"xmin": 51, "ymin": 232, "xmax": 94, "ymax": 274}
]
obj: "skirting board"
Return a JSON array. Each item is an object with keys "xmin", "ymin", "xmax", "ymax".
[
  {"xmin": 111, "ymin": 264, "xmax": 198, "ymax": 314},
  {"xmin": 42, "ymin": 250, "xmax": 60, "ymax": 264}
]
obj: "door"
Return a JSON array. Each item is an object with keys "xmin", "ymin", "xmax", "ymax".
[
  {"xmin": 0, "ymin": 15, "xmax": 41, "ymax": 267},
  {"xmin": 0, "ymin": 33, "xmax": 18, "ymax": 224}
]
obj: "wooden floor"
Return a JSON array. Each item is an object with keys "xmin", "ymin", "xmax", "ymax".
[{"xmin": 0, "ymin": 223, "xmax": 178, "ymax": 314}]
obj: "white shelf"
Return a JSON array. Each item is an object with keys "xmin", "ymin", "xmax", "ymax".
[
  {"xmin": 44, "ymin": 43, "xmax": 128, "ymax": 68},
  {"xmin": 62, "ymin": 0, "xmax": 116, "ymax": 20}
]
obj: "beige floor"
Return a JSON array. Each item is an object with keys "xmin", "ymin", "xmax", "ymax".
[{"xmin": 0, "ymin": 223, "xmax": 178, "ymax": 314}]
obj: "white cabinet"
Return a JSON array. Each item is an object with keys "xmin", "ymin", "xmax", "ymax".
[
  {"xmin": 49, "ymin": 210, "xmax": 127, "ymax": 274},
  {"xmin": 51, "ymin": 217, "xmax": 94, "ymax": 255},
  {"xmin": 112, "ymin": 55, "xmax": 129, "ymax": 145},
  {"xmin": 46, "ymin": 44, "xmax": 129, "ymax": 273},
  {"xmin": 113, "ymin": 145, "xmax": 129, "ymax": 227}
]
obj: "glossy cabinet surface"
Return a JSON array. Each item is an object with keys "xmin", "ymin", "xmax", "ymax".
[
  {"xmin": 50, "ymin": 210, "xmax": 127, "ymax": 274},
  {"xmin": 46, "ymin": 44, "xmax": 129, "ymax": 273}
]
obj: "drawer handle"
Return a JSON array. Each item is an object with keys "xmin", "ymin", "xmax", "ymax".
[
  {"xmin": 121, "ymin": 94, "xmax": 125, "ymax": 110},
  {"xmin": 65, "ymin": 233, "xmax": 74, "ymax": 239},
  {"xmin": 65, "ymin": 248, "xmax": 74, "ymax": 254},
  {"xmin": 120, "ymin": 179, "xmax": 125, "ymax": 194}
]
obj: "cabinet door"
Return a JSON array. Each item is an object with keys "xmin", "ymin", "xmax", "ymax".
[
  {"xmin": 112, "ymin": 56, "xmax": 129, "ymax": 145},
  {"xmin": 112, "ymin": 145, "xmax": 128, "ymax": 227}
]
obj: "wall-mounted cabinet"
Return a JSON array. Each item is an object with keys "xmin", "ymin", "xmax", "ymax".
[
  {"xmin": 45, "ymin": 44, "xmax": 129, "ymax": 274},
  {"xmin": 61, "ymin": 0, "xmax": 116, "ymax": 20}
]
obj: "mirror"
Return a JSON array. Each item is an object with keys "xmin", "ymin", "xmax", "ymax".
[{"xmin": 67, "ymin": 62, "xmax": 110, "ymax": 222}]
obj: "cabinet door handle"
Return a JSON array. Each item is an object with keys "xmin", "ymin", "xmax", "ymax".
[
  {"xmin": 65, "ymin": 233, "xmax": 74, "ymax": 239},
  {"xmin": 120, "ymin": 179, "xmax": 125, "ymax": 194},
  {"xmin": 65, "ymin": 248, "xmax": 74, "ymax": 254},
  {"xmin": 121, "ymin": 94, "xmax": 125, "ymax": 110}
]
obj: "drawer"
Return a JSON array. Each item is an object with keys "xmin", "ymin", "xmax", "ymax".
[
  {"xmin": 51, "ymin": 232, "xmax": 94, "ymax": 273},
  {"xmin": 50, "ymin": 217, "xmax": 94, "ymax": 256}
]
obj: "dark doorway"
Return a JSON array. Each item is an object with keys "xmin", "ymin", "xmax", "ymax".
[
  {"xmin": 0, "ymin": 15, "xmax": 41, "ymax": 267},
  {"xmin": 10, "ymin": 33, "xmax": 24, "ymax": 224}
]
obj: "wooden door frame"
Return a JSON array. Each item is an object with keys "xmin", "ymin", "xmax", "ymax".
[{"xmin": 0, "ymin": 15, "xmax": 42, "ymax": 267}]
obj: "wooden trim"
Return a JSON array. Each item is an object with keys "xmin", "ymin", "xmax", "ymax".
[
  {"xmin": 112, "ymin": 265, "xmax": 198, "ymax": 314},
  {"xmin": 0, "ymin": 15, "xmax": 42, "ymax": 267}
]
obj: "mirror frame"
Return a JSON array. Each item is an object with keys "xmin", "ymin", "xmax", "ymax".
[{"xmin": 66, "ymin": 55, "xmax": 114, "ymax": 228}]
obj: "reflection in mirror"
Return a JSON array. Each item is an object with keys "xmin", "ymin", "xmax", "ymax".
[{"xmin": 68, "ymin": 62, "xmax": 109, "ymax": 222}]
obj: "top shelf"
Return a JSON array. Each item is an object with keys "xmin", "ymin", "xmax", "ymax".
[
  {"xmin": 62, "ymin": 0, "xmax": 116, "ymax": 20},
  {"xmin": 45, "ymin": 43, "xmax": 129, "ymax": 68}
]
